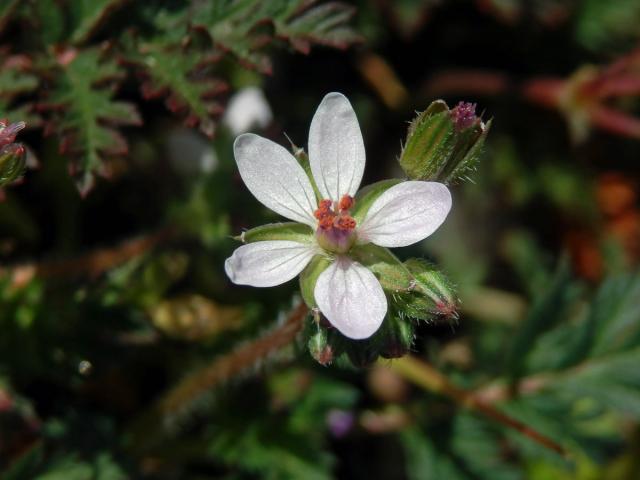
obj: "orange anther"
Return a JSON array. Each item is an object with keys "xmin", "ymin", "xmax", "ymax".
[
  {"xmin": 339, "ymin": 195, "xmax": 354, "ymax": 212},
  {"xmin": 335, "ymin": 215, "xmax": 356, "ymax": 231}
]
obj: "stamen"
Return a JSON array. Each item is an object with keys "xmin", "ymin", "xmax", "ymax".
[
  {"xmin": 338, "ymin": 194, "xmax": 354, "ymax": 212},
  {"xmin": 313, "ymin": 196, "xmax": 358, "ymax": 253},
  {"xmin": 314, "ymin": 199, "xmax": 333, "ymax": 220},
  {"xmin": 335, "ymin": 216, "xmax": 356, "ymax": 230}
]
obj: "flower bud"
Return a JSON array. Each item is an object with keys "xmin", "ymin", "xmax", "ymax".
[
  {"xmin": 308, "ymin": 327, "xmax": 334, "ymax": 366},
  {"xmin": 0, "ymin": 143, "xmax": 26, "ymax": 187},
  {"xmin": 379, "ymin": 314, "xmax": 414, "ymax": 359},
  {"xmin": 398, "ymin": 258, "xmax": 458, "ymax": 320},
  {"xmin": 399, "ymin": 100, "xmax": 490, "ymax": 184}
]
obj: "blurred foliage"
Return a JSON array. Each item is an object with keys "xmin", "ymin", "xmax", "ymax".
[
  {"xmin": 0, "ymin": 0, "xmax": 359, "ymax": 193},
  {"xmin": 2, "ymin": 0, "xmax": 640, "ymax": 479}
]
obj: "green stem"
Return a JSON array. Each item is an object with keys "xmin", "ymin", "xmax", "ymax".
[{"xmin": 386, "ymin": 356, "xmax": 568, "ymax": 457}]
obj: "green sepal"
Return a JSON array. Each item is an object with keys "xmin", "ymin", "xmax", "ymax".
[
  {"xmin": 292, "ymin": 145, "xmax": 322, "ymax": 202},
  {"xmin": 235, "ymin": 222, "xmax": 314, "ymax": 244},
  {"xmin": 400, "ymin": 104, "xmax": 455, "ymax": 181},
  {"xmin": 351, "ymin": 179, "xmax": 402, "ymax": 223},
  {"xmin": 399, "ymin": 100, "xmax": 490, "ymax": 184},
  {"xmin": 441, "ymin": 118, "xmax": 492, "ymax": 184},
  {"xmin": 398, "ymin": 258, "xmax": 458, "ymax": 320},
  {"xmin": 307, "ymin": 327, "xmax": 334, "ymax": 365},
  {"xmin": 378, "ymin": 310, "xmax": 415, "ymax": 359},
  {"xmin": 299, "ymin": 254, "xmax": 332, "ymax": 308},
  {"xmin": 350, "ymin": 244, "xmax": 413, "ymax": 292}
]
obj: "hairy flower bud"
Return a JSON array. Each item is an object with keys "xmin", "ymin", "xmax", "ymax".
[
  {"xmin": 308, "ymin": 327, "xmax": 334, "ymax": 365},
  {"xmin": 399, "ymin": 100, "xmax": 490, "ymax": 184},
  {"xmin": 379, "ymin": 314, "xmax": 414, "ymax": 359},
  {"xmin": 398, "ymin": 258, "xmax": 459, "ymax": 320}
]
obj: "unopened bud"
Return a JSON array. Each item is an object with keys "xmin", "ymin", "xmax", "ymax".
[
  {"xmin": 308, "ymin": 328, "xmax": 334, "ymax": 365},
  {"xmin": 399, "ymin": 100, "xmax": 490, "ymax": 184},
  {"xmin": 0, "ymin": 143, "xmax": 26, "ymax": 186},
  {"xmin": 398, "ymin": 258, "xmax": 458, "ymax": 321},
  {"xmin": 0, "ymin": 120, "xmax": 26, "ymax": 147},
  {"xmin": 379, "ymin": 315, "xmax": 414, "ymax": 359}
]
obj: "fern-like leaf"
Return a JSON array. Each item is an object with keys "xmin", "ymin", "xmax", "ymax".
[
  {"xmin": 43, "ymin": 48, "xmax": 141, "ymax": 194},
  {"xmin": 69, "ymin": 0, "xmax": 130, "ymax": 44},
  {"xmin": 127, "ymin": 43, "xmax": 226, "ymax": 138},
  {"xmin": 194, "ymin": 0, "xmax": 360, "ymax": 73}
]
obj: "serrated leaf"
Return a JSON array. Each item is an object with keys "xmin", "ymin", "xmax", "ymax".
[
  {"xmin": 46, "ymin": 48, "xmax": 141, "ymax": 193},
  {"xmin": 555, "ymin": 349, "xmax": 640, "ymax": 419},
  {"xmin": 69, "ymin": 0, "xmax": 129, "ymax": 44},
  {"xmin": 194, "ymin": 0, "xmax": 359, "ymax": 72},
  {"xmin": 130, "ymin": 44, "xmax": 225, "ymax": 137},
  {"xmin": 274, "ymin": 1, "xmax": 360, "ymax": 54},
  {"xmin": 0, "ymin": 65, "xmax": 38, "ymax": 98},
  {"xmin": 505, "ymin": 259, "xmax": 575, "ymax": 380}
]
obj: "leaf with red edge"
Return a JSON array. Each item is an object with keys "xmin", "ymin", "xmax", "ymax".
[{"xmin": 43, "ymin": 48, "xmax": 141, "ymax": 194}]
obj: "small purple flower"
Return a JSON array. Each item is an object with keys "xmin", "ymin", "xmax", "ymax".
[
  {"xmin": 451, "ymin": 101, "xmax": 478, "ymax": 131},
  {"xmin": 327, "ymin": 409, "xmax": 355, "ymax": 438}
]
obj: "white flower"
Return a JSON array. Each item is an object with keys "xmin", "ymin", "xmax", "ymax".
[
  {"xmin": 225, "ymin": 92, "xmax": 452, "ymax": 340},
  {"xmin": 223, "ymin": 87, "xmax": 273, "ymax": 135}
]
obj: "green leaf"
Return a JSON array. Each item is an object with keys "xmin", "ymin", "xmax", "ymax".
[
  {"xmin": 273, "ymin": 2, "xmax": 360, "ymax": 54},
  {"xmin": 589, "ymin": 271, "xmax": 640, "ymax": 357},
  {"xmin": 505, "ymin": 259, "xmax": 575, "ymax": 380},
  {"xmin": 555, "ymin": 348, "xmax": 640, "ymax": 419},
  {"xmin": 299, "ymin": 254, "xmax": 332, "ymax": 308},
  {"xmin": 69, "ymin": 0, "xmax": 129, "ymax": 44},
  {"xmin": 575, "ymin": 0, "xmax": 640, "ymax": 52},
  {"xmin": 350, "ymin": 243, "xmax": 413, "ymax": 292},
  {"xmin": 194, "ymin": 0, "xmax": 360, "ymax": 73},
  {"xmin": 29, "ymin": 0, "xmax": 66, "ymax": 45},
  {"xmin": 238, "ymin": 222, "xmax": 314, "ymax": 243},
  {"xmin": 129, "ymin": 43, "xmax": 224, "ymax": 137},
  {"xmin": 400, "ymin": 428, "xmax": 467, "ymax": 480},
  {"xmin": 351, "ymin": 178, "xmax": 402, "ymax": 223},
  {"xmin": 0, "ymin": 0, "xmax": 19, "ymax": 33},
  {"xmin": 47, "ymin": 49, "xmax": 141, "ymax": 194}
]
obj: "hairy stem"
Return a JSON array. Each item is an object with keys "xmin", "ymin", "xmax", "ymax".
[
  {"xmin": 387, "ymin": 356, "xmax": 568, "ymax": 457},
  {"xmin": 160, "ymin": 301, "xmax": 308, "ymax": 416}
]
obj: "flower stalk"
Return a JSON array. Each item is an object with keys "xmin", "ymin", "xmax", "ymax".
[{"xmin": 386, "ymin": 356, "xmax": 569, "ymax": 457}]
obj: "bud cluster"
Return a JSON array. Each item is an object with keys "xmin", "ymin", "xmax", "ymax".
[{"xmin": 304, "ymin": 256, "xmax": 459, "ymax": 368}]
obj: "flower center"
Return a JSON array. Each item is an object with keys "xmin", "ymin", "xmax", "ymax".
[{"xmin": 314, "ymin": 195, "xmax": 357, "ymax": 253}]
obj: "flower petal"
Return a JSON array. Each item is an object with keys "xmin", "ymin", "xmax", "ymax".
[
  {"xmin": 234, "ymin": 133, "xmax": 317, "ymax": 227},
  {"xmin": 357, "ymin": 181, "xmax": 452, "ymax": 247},
  {"xmin": 225, "ymin": 241, "xmax": 316, "ymax": 287},
  {"xmin": 309, "ymin": 92, "xmax": 365, "ymax": 201},
  {"xmin": 314, "ymin": 256, "xmax": 387, "ymax": 339}
]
